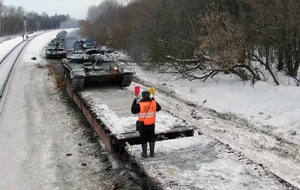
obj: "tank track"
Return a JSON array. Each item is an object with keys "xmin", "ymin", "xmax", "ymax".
[
  {"xmin": 64, "ymin": 68, "xmax": 85, "ymax": 91},
  {"xmin": 120, "ymin": 74, "xmax": 133, "ymax": 87},
  {"xmin": 71, "ymin": 78, "xmax": 85, "ymax": 91}
]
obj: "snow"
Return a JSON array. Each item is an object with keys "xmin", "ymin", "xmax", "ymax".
[
  {"xmin": 126, "ymin": 136, "xmax": 281, "ymax": 190},
  {"xmin": 0, "ymin": 31, "xmax": 44, "ymax": 62},
  {"xmin": 0, "ymin": 37, "xmax": 24, "ymax": 88},
  {"xmin": 0, "ymin": 29, "xmax": 142, "ymax": 190},
  {"xmin": 133, "ymin": 65, "xmax": 300, "ymax": 141},
  {"xmin": 91, "ymin": 104, "xmax": 185, "ymax": 134},
  {"xmin": 80, "ymin": 88, "xmax": 186, "ymax": 136},
  {"xmin": 0, "ymin": 29, "xmax": 300, "ymax": 189},
  {"xmin": 0, "ymin": 37, "xmax": 23, "ymax": 60},
  {"xmin": 128, "ymin": 65, "xmax": 300, "ymax": 188},
  {"xmin": 0, "ymin": 31, "xmax": 46, "ymax": 89}
]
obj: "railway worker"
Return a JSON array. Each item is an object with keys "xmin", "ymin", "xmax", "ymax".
[{"xmin": 131, "ymin": 90, "xmax": 161, "ymax": 158}]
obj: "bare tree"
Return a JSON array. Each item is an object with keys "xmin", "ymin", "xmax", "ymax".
[
  {"xmin": 0, "ymin": 2, "xmax": 71, "ymax": 37},
  {"xmin": 79, "ymin": 0, "xmax": 300, "ymax": 84},
  {"xmin": 249, "ymin": 0, "xmax": 300, "ymax": 79},
  {"xmin": 82, "ymin": 0, "xmax": 122, "ymax": 45},
  {"xmin": 0, "ymin": 0, "xmax": 4, "ymax": 35}
]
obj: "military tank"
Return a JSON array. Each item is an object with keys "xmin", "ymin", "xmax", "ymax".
[
  {"xmin": 56, "ymin": 30, "xmax": 67, "ymax": 40},
  {"xmin": 45, "ymin": 39, "xmax": 67, "ymax": 59},
  {"xmin": 61, "ymin": 49, "xmax": 134, "ymax": 91},
  {"xmin": 73, "ymin": 38, "xmax": 97, "ymax": 51}
]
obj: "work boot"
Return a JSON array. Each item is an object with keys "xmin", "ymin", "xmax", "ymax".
[
  {"xmin": 141, "ymin": 144, "xmax": 147, "ymax": 158},
  {"xmin": 149, "ymin": 142, "xmax": 155, "ymax": 157}
]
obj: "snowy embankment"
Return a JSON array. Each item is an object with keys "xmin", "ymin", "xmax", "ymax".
[
  {"xmin": 123, "ymin": 60, "xmax": 300, "ymax": 188},
  {"xmin": 0, "ymin": 31, "xmax": 45, "ymax": 61},
  {"xmin": 0, "ymin": 37, "xmax": 23, "ymax": 61},
  {"xmin": 133, "ymin": 65, "xmax": 300, "ymax": 141}
]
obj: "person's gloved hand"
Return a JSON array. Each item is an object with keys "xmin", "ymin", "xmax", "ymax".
[{"xmin": 133, "ymin": 98, "xmax": 139, "ymax": 104}]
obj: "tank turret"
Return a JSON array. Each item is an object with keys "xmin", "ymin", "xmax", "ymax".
[{"xmin": 61, "ymin": 49, "xmax": 134, "ymax": 91}]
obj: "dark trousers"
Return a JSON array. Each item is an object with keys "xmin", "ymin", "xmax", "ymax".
[{"xmin": 139, "ymin": 124, "xmax": 155, "ymax": 144}]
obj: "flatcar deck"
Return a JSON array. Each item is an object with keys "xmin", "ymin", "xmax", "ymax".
[{"xmin": 65, "ymin": 82, "xmax": 195, "ymax": 152}]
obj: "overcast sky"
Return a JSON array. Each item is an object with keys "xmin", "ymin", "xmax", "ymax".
[{"xmin": 3, "ymin": 0, "xmax": 129, "ymax": 20}]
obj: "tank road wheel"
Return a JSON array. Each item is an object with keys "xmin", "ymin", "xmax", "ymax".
[{"xmin": 119, "ymin": 74, "xmax": 133, "ymax": 87}]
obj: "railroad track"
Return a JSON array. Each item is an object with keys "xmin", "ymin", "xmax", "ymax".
[
  {"xmin": 132, "ymin": 77, "xmax": 300, "ymax": 190},
  {"xmin": 0, "ymin": 36, "xmax": 37, "ymax": 101},
  {"xmin": 46, "ymin": 59, "xmax": 300, "ymax": 189}
]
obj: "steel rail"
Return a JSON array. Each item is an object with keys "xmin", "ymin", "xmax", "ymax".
[
  {"xmin": 0, "ymin": 40, "xmax": 24, "ymax": 65},
  {"xmin": 0, "ymin": 35, "xmax": 38, "ymax": 101}
]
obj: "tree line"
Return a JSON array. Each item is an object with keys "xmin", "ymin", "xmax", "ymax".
[
  {"xmin": 0, "ymin": 0, "xmax": 74, "ymax": 37},
  {"xmin": 80, "ymin": 0, "xmax": 300, "ymax": 85}
]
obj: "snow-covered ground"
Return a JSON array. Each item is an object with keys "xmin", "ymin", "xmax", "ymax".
[
  {"xmin": 129, "ymin": 63, "xmax": 300, "ymax": 188},
  {"xmin": 0, "ymin": 36, "xmax": 23, "ymax": 59},
  {"xmin": 122, "ymin": 47, "xmax": 300, "ymax": 188},
  {"xmin": 0, "ymin": 31, "xmax": 44, "ymax": 62},
  {"xmin": 0, "ymin": 29, "xmax": 299, "ymax": 189},
  {"xmin": 133, "ymin": 65, "xmax": 300, "ymax": 139},
  {"xmin": 0, "ymin": 30, "xmax": 142, "ymax": 190}
]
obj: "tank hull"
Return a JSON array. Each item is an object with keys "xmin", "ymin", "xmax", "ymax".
[
  {"xmin": 61, "ymin": 51, "xmax": 134, "ymax": 90},
  {"xmin": 45, "ymin": 50, "xmax": 67, "ymax": 59}
]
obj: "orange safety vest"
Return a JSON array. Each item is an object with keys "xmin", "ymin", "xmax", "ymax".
[{"xmin": 138, "ymin": 100, "xmax": 157, "ymax": 125}]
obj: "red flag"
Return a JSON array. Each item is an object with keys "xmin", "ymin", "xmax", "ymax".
[{"xmin": 135, "ymin": 86, "xmax": 140, "ymax": 96}]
